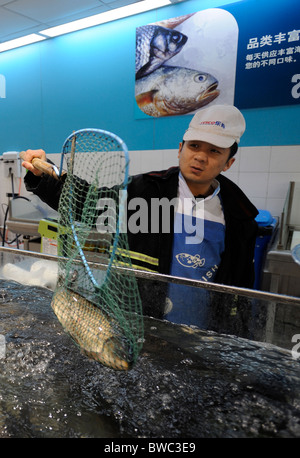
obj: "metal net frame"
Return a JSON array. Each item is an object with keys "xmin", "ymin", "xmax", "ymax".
[{"xmin": 51, "ymin": 129, "xmax": 144, "ymax": 370}]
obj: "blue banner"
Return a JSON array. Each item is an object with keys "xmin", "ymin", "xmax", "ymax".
[{"xmin": 228, "ymin": 0, "xmax": 300, "ymax": 108}]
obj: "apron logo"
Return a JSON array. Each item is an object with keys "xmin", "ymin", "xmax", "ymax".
[{"xmin": 176, "ymin": 253, "xmax": 205, "ymax": 268}]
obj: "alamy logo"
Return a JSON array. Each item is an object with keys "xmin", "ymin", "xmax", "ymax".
[
  {"xmin": 291, "ymin": 334, "xmax": 300, "ymax": 360},
  {"xmin": 0, "ymin": 75, "xmax": 6, "ymax": 98},
  {"xmin": 95, "ymin": 193, "xmax": 205, "ymax": 244},
  {"xmin": 0, "ymin": 334, "xmax": 6, "ymax": 359}
]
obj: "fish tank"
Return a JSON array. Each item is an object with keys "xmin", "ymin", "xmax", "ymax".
[{"xmin": 0, "ymin": 246, "xmax": 299, "ymax": 438}]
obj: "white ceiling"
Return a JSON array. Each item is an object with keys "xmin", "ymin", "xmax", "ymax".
[{"xmin": 0, "ymin": 0, "xmax": 154, "ymax": 42}]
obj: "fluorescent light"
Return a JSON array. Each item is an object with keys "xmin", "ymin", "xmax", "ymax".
[
  {"xmin": 41, "ymin": 0, "xmax": 171, "ymax": 38},
  {"xmin": 0, "ymin": 34, "xmax": 46, "ymax": 53},
  {"xmin": 0, "ymin": 0, "xmax": 172, "ymax": 53}
]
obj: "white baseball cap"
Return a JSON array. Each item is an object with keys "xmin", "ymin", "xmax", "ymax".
[{"xmin": 183, "ymin": 104, "xmax": 246, "ymax": 148}]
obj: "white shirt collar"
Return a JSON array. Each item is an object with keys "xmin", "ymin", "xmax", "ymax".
[{"xmin": 178, "ymin": 171, "xmax": 220, "ymax": 204}]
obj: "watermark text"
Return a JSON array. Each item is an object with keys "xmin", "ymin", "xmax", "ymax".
[
  {"xmin": 291, "ymin": 334, "xmax": 300, "ymax": 360},
  {"xmin": 0, "ymin": 334, "xmax": 6, "ymax": 359},
  {"xmin": 95, "ymin": 192, "xmax": 205, "ymax": 244}
]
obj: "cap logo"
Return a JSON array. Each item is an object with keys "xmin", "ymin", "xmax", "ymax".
[{"xmin": 199, "ymin": 121, "xmax": 225, "ymax": 129}]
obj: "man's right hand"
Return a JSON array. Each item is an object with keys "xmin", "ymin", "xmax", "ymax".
[{"xmin": 20, "ymin": 149, "xmax": 47, "ymax": 176}]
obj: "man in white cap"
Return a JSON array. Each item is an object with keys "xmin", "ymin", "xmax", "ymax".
[
  {"xmin": 179, "ymin": 104, "xmax": 244, "ymax": 196},
  {"xmin": 21, "ymin": 105, "xmax": 258, "ymax": 331},
  {"xmin": 159, "ymin": 105, "xmax": 258, "ymax": 329}
]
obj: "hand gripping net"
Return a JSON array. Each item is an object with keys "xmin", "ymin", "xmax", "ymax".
[{"xmin": 51, "ymin": 129, "xmax": 144, "ymax": 370}]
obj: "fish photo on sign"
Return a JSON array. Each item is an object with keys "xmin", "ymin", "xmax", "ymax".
[{"xmin": 135, "ymin": 8, "xmax": 238, "ymax": 118}]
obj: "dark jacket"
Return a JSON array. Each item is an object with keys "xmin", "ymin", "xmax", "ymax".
[
  {"xmin": 125, "ymin": 167, "xmax": 259, "ymax": 334},
  {"xmin": 24, "ymin": 166, "xmax": 258, "ymax": 288},
  {"xmin": 127, "ymin": 167, "xmax": 258, "ymax": 288}
]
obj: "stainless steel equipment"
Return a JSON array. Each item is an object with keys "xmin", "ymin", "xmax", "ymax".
[
  {"xmin": 262, "ymin": 181, "xmax": 300, "ymax": 297},
  {"xmin": 260, "ymin": 181, "xmax": 300, "ymax": 347},
  {"xmin": 5, "ymin": 195, "xmax": 58, "ymax": 250}
]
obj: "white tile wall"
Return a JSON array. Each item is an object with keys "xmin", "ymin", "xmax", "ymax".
[
  {"xmin": 129, "ymin": 144, "xmax": 300, "ymax": 218},
  {"xmin": 237, "ymin": 145, "xmax": 300, "ymax": 217},
  {"xmin": 0, "ymin": 145, "xmax": 299, "ymax": 229}
]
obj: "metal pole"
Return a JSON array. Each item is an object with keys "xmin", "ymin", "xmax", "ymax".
[{"xmin": 0, "ymin": 245, "xmax": 299, "ymax": 307}]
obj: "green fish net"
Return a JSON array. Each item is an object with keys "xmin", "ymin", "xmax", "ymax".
[{"xmin": 51, "ymin": 129, "xmax": 144, "ymax": 371}]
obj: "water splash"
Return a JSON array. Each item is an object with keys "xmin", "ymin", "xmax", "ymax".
[{"xmin": 0, "ymin": 280, "xmax": 299, "ymax": 438}]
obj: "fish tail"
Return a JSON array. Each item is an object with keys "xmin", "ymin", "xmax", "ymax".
[{"xmin": 51, "ymin": 287, "xmax": 134, "ymax": 370}]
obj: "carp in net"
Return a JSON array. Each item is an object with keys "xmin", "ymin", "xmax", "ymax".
[{"xmin": 50, "ymin": 129, "xmax": 143, "ymax": 370}]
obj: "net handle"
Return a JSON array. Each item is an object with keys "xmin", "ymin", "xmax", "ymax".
[{"xmin": 19, "ymin": 152, "xmax": 63, "ymax": 180}]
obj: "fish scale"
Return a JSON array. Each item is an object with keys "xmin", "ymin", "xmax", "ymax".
[
  {"xmin": 51, "ymin": 286, "xmax": 132, "ymax": 371},
  {"xmin": 135, "ymin": 25, "xmax": 187, "ymax": 78},
  {"xmin": 136, "ymin": 25, "xmax": 154, "ymax": 73}
]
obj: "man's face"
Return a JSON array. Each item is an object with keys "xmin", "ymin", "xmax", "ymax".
[{"xmin": 178, "ymin": 140, "xmax": 235, "ymax": 196}]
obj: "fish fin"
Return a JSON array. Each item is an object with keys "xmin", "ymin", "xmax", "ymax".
[
  {"xmin": 154, "ymin": 13, "xmax": 195, "ymax": 29},
  {"xmin": 136, "ymin": 57, "xmax": 165, "ymax": 79},
  {"xmin": 135, "ymin": 90, "xmax": 157, "ymax": 108}
]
